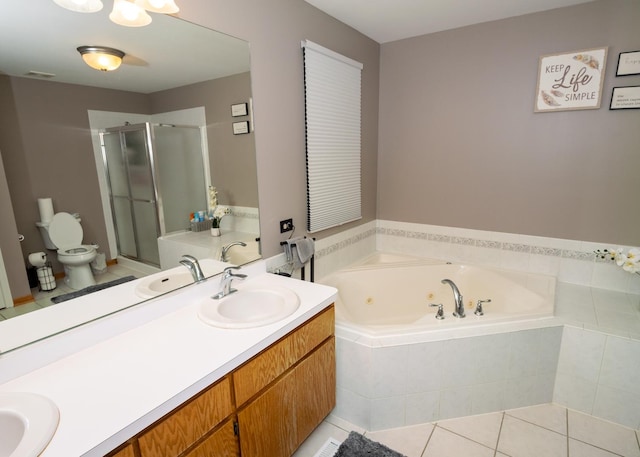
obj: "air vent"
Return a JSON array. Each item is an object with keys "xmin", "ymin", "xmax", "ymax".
[{"xmin": 26, "ymin": 71, "xmax": 56, "ymax": 78}]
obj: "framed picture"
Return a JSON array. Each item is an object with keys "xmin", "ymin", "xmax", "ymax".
[
  {"xmin": 610, "ymin": 86, "xmax": 640, "ymax": 110},
  {"xmin": 232, "ymin": 121, "xmax": 250, "ymax": 135},
  {"xmin": 616, "ymin": 51, "xmax": 640, "ymax": 76},
  {"xmin": 534, "ymin": 47, "xmax": 607, "ymax": 113},
  {"xmin": 231, "ymin": 102, "xmax": 248, "ymax": 117}
]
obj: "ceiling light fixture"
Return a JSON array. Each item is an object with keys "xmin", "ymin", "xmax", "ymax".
[
  {"xmin": 135, "ymin": 0, "xmax": 179, "ymax": 14},
  {"xmin": 52, "ymin": 0, "xmax": 104, "ymax": 13},
  {"xmin": 109, "ymin": 0, "xmax": 152, "ymax": 27},
  {"xmin": 77, "ymin": 46, "xmax": 125, "ymax": 71}
]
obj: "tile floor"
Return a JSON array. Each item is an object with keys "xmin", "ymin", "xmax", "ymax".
[
  {"xmin": 0, "ymin": 261, "xmax": 151, "ymax": 320},
  {"xmin": 294, "ymin": 403, "xmax": 640, "ymax": 457}
]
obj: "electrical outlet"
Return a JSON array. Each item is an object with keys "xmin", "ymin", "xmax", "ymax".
[{"xmin": 280, "ymin": 218, "xmax": 293, "ymax": 233}]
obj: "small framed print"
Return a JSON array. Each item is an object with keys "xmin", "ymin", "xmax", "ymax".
[
  {"xmin": 610, "ymin": 86, "xmax": 640, "ymax": 110},
  {"xmin": 231, "ymin": 102, "xmax": 248, "ymax": 117},
  {"xmin": 233, "ymin": 121, "xmax": 250, "ymax": 135},
  {"xmin": 616, "ymin": 51, "xmax": 640, "ymax": 76}
]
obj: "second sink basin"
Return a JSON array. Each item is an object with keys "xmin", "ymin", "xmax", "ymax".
[
  {"xmin": 135, "ymin": 271, "xmax": 196, "ymax": 299},
  {"xmin": 198, "ymin": 285, "xmax": 300, "ymax": 328},
  {"xmin": 0, "ymin": 392, "xmax": 59, "ymax": 457}
]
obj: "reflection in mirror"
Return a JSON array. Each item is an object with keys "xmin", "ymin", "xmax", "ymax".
[{"xmin": 0, "ymin": 0, "xmax": 259, "ymax": 350}]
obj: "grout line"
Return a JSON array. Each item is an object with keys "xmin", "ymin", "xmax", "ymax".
[
  {"xmin": 419, "ymin": 423, "xmax": 437, "ymax": 457},
  {"xmin": 494, "ymin": 412, "xmax": 505, "ymax": 457},
  {"xmin": 566, "ymin": 407, "xmax": 569, "ymax": 457}
]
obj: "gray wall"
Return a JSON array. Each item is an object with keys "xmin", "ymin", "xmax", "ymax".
[
  {"xmin": 176, "ymin": 0, "xmax": 381, "ymax": 251},
  {"xmin": 378, "ymin": 0, "xmax": 640, "ymax": 245}
]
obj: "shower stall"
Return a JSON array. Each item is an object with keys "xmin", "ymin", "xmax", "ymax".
[{"xmin": 100, "ymin": 123, "xmax": 208, "ymax": 267}]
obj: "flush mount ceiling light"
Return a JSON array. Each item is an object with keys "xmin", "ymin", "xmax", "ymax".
[
  {"xmin": 77, "ymin": 46, "xmax": 125, "ymax": 71},
  {"xmin": 52, "ymin": 0, "xmax": 104, "ymax": 12}
]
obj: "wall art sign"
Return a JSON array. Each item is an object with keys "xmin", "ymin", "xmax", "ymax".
[
  {"xmin": 610, "ymin": 86, "xmax": 640, "ymax": 110},
  {"xmin": 231, "ymin": 102, "xmax": 248, "ymax": 117},
  {"xmin": 616, "ymin": 50, "xmax": 640, "ymax": 76},
  {"xmin": 535, "ymin": 47, "xmax": 608, "ymax": 113}
]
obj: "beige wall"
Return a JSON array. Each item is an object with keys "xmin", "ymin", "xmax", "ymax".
[{"xmin": 378, "ymin": 0, "xmax": 640, "ymax": 246}]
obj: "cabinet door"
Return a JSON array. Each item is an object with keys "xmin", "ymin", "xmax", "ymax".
[
  {"xmin": 237, "ymin": 369, "xmax": 297, "ymax": 457},
  {"xmin": 237, "ymin": 337, "xmax": 336, "ymax": 457},
  {"xmin": 109, "ymin": 443, "xmax": 135, "ymax": 457},
  {"xmin": 295, "ymin": 337, "xmax": 336, "ymax": 444},
  {"xmin": 184, "ymin": 419, "xmax": 239, "ymax": 457}
]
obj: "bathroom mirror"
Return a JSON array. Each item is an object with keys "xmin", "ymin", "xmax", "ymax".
[{"xmin": 0, "ymin": 1, "xmax": 260, "ymax": 348}]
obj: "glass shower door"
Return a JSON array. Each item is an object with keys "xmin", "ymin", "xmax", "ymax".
[{"xmin": 101, "ymin": 125, "xmax": 161, "ymax": 267}]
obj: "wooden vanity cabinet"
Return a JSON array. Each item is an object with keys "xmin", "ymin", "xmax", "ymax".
[{"xmin": 107, "ymin": 305, "xmax": 334, "ymax": 457}]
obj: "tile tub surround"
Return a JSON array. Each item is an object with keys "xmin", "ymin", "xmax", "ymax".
[
  {"xmin": 334, "ymin": 325, "xmax": 563, "ymax": 431},
  {"xmin": 307, "ymin": 221, "xmax": 640, "ymax": 431},
  {"xmin": 311, "ymin": 220, "xmax": 640, "ymax": 294}
]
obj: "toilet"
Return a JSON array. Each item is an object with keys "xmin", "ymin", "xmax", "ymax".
[{"xmin": 37, "ymin": 212, "xmax": 97, "ymax": 290}]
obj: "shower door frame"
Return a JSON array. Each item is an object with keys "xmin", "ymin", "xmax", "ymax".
[{"xmin": 100, "ymin": 123, "xmax": 163, "ymax": 267}]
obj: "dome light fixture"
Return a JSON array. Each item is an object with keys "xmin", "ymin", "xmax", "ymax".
[
  {"xmin": 109, "ymin": 0, "xmax": 152, "ymax": 27},
  {"xmin": 52, "ymin": 0, "xmax": 104, "ymax": 13},
  {"xmin": 77, "ymin": 46, "xmax": 125, "ymax": 71}
]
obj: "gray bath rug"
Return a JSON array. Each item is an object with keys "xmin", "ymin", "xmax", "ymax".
[
  {"xmin": 51, "ymin": 275, "xmax": 136, "ymax": 304},
  {"xmin": 334, "ymin": 431, "xmax": 407, "ymax": 457}
]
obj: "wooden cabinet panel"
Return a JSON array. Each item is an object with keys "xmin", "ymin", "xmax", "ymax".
[
  {"xmin": 184, "ymin": 419, "xmax": 239, "ymax": 457},
  {"xmin": 138, "ymin": 377, "xmax": 233, "ymax": 457},
  {"xmin": 237, "ymin": 370, "xmax": 298, "ymax": 457},
  {"xmin": 109, "ymin": 443, "xmax": 136, "ymax": 457},
  {"xmin": 237, "ymin": 336, "xmax": 336, "ymax": 457},
  {"xmin": 295, "ymin": 338, "xmax": 336, "ymax": 444},
  {"xmin": 234, "ymin": 307, "xmax": 334, "ymax": 406}
]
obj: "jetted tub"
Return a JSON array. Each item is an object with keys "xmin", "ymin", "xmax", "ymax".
[
  {"xmin": 322, "ymin": 252, "xmax": 561, "ymax": 431},
  {"xmin": 321, "ymin": 252, "xmax": 556, "ymax": 336}
]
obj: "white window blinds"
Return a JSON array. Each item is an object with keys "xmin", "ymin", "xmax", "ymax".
[{"xmin": 302, "ymin": 40, "xmax": 363, "ymax": 233}]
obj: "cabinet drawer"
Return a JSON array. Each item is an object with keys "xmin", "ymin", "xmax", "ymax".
[
  {"xmin": 184, "ymin": 419, "xmax": 239, "ymax": 457},
  {"xmin": 138, "ymin": 377, "xmax": 233, "ymax": 457},
  {"xmin": 234, "ymin": 305, "xmax": 334, "ymax": 406}
]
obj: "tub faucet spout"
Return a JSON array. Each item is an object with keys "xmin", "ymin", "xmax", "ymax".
[
  {"xmin": 441, "ymin": 278, "xmax": 465, "ymax": 318},
  {"xmin": 180, "ymin": 255, "xmax": 206, "ymax": 283}
]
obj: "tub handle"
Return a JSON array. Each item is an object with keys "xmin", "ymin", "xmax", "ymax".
[
  {"xmin": 429, "ymin": 303, "xmax": 445, "ymax": 320},
  {"xmin": 475, "ymin": 299, "xmax": 492, "ymax": 316}
]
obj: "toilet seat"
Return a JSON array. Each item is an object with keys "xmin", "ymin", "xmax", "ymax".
[{"xmin": 49, "ymin": 212, "xmax": 86, "ymax": 253}]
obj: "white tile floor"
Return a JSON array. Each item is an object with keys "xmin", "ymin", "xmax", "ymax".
[
  {"xmin": 294, "ymin": 404, "xmax": 640, "ymax": 457},
  {"xmin": 0, "ymin": 262, "xmax": 149, "ymax": 320}
]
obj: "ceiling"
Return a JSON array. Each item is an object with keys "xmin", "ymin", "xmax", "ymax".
[
  {"xmin": 304, "ymin": 0, "xmax": 596, "ymax": 43},
  {"xmin": 0, "ymin": 0, "xmax": 250, "ymax": 93}
]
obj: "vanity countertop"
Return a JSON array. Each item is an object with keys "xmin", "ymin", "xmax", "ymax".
[{"xmin": 0, "ymin": 264, "xmax": 337, "ymax": 456}]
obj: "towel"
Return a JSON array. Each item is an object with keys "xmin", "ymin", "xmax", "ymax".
[
  {"xmin": 283, "ymin": 237, "xmax": 314, "ymax": 269},
  {"xmin": 295, "ymin": 237, "xmax": 315, "ymax": 265}
]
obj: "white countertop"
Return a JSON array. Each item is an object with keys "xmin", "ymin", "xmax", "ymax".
[{"xmin": 0, "ymin": 264, "xmax": 337, "ymax": 456}]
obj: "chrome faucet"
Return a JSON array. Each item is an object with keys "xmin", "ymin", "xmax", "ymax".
[
  {"xmin": 441, "ymin": 279, "xmax": 465, "ymax": 318},
  {"xmin": 180, "ymin": 255, "xmax": 206, "ymax": 283},
  {"xmin": 213, "ymin": 266, "xmax": 247, "ymax": 299},
  {"xmin": 220, "ymin": 241, "xmax": 248, "ymax": 262}
]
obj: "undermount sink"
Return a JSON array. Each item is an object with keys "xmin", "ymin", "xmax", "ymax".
[
  {"xmin": 197, "ymin": 285, "xmax": 300, "ymax": 328},
  {"xmin": 135, "ymin": 271, "xmax": 196, "ymax": 299},
  {"xmin": 0, "ymin": 392, "xmax": 59, "ymax": 457}
]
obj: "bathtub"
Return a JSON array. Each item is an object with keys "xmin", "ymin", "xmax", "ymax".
[
  {"xmin": 322, "ymin": 252, "xmax": 562, "ymax": 431},
  {"xmin": 321, "ymin": 252, "xmax": 556, "ymax": 338}
]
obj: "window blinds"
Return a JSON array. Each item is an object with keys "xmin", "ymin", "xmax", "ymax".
[{"xmin": 302, "ymin": 40, "xmax": 363, "ymax": 233}]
